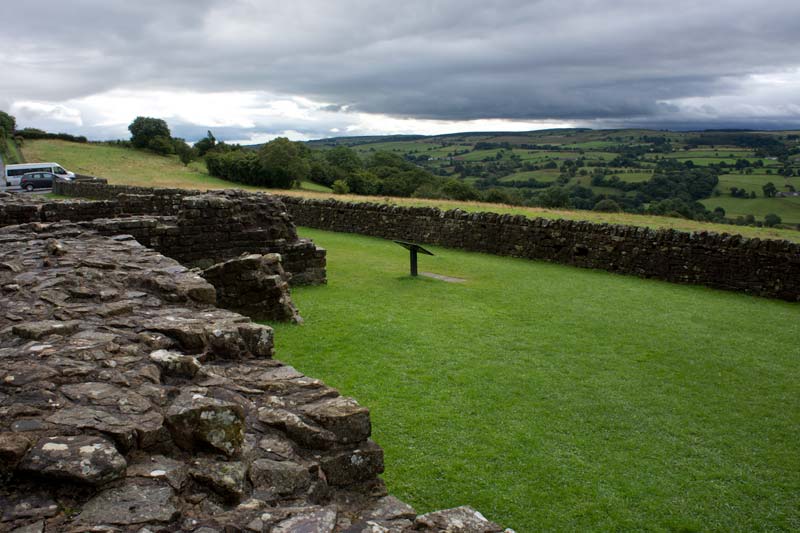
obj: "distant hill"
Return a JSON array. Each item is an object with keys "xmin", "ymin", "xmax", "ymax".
[{"xmin": 299, "ymin": 128, "xmax": 800, "ymax": 226}]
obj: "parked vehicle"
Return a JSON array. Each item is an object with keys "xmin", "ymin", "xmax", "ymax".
[
  {"xmin": 19, "ymin": 171, "xmax": 57, "ymax": 191},
  {"xmin": 4, "ymin": 162, "xmax": 75, "ymax": 187}
]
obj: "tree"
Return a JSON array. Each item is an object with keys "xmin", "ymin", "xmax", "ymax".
[
  {"xmin": 593, "ymin": 198, "xmax": 622, "ymax": 212},
  {"xmin": 128, "ymin": 117, "xmax": 171, "ymax": 150},
  {"xmin": 764, "ymin": 213, "xmax": 782, "ymax": 227},
  {"xmin": 538, "ymin": 186, "xmax": 571, "ymax": 208},
  {"xmin": 0, "ymin": 110, "xmax": 15, "ymax": 136},
  {"xmin": 147, "ymin": 135, "xmax": 175, "ymax": 155},
  {"xmin": 441, "ymin": 178, "xmax": 480, "ymax": 201},
  {"xmin": 345, "ymin": 170, "xmax": 380, "ymax": 195},
  {"xmin": 174, "ymin": 139, "xmax": 195, "ymax": 166},
  {"xmin": 258, "ymin": 137, "xmax": 310, "ymax": 188},
  {"xmin": 324, "ymin": 146, "xmax": 361, "ymax": 173},
  {"xmin": 762, "ymin": 182, "xmax": 777, "ymax": 198},
  {"xmin": 194, "ymin": 130, "xmax": 216, "ymax": 157}
]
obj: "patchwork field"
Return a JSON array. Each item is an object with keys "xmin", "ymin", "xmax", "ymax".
[{"xmin": 272, "ymin": 228, "xmax": 800, "ymax": 532}]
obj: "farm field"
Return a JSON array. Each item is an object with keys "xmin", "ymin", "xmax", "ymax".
[
  {"xmin": 272, "ymin": 228, "xmax": 800, "ymax": 532},
  {"xmin": 23, "ymin": 138, "xmax": 800, "ymax": 242},
  {"xmin": 701, "ymin": 195, "xmax": 800, "ymax": 224},
  {"xmin": 612, "ymin": 171, "xmax": 653, "ymax": 182},
  {"xmin": 500, "ymin": 169, "xmax": 561, "ymax": 183},
  {"xmin": 716, "ymin": 173, "xmax": 794, "ymax": 195}
]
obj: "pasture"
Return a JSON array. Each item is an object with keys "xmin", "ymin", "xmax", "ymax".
[
  {"xmin": 701, "ymin": 195, "xmax": 800, "ymax": 224},
  {"xmin": 273, "ymin": 228, "xmax": 800, "ymax": 532},
  {"xmin": 716, "ymin": 173, "xmax": 794, "ymax": 195}
]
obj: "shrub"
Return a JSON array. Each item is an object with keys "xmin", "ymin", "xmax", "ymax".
[
  {"xmin": 763, "ymin": 213, "xmax": 782, "ymax": 227},
  {"xmin": 147, "ymin": 135, "xmax": 175, "ymax": 155},
  {"xmin": 332, "ymin": 179, "xmax": 350, "ymax": 194},
  {"xmin": 441, "ymin": 179, "xmax": 480, "ymax": 201},
  {"xmin": 593, "ymin": 199, "xmax": 622, "ymax": 212}
]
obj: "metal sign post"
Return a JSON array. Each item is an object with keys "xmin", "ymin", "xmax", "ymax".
[{"xmin": 394, "ymin": 240, "xmax": 434, "ymax": 276}]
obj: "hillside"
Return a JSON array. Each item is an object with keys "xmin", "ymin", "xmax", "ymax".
[
  {"xmin": 309, "ymin": 128, "xmax": 800, "ymax": 225},
  {"xmin": 22, "ymin": 138, "xmax": 800, "ymax": 243}
]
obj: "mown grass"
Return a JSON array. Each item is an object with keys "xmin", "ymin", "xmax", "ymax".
[
  {"xmin": 23, "ymin": 139, "xmax": 800, "ymax": 242},
  {"xmin": 271, "ymin": 228, "xmax": 800, "ymax": 532}
]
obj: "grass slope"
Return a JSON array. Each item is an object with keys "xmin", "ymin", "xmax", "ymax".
[
  {"xmin": 272, "ymin": 229, "xmax": 800, "ymax": 532},
  {"xmin": 702, "ymin": 195, "xmax": 800, "ymax": 224},
  {"xmin": 23, "ymin": 139, "xmax": 800, "ymax": 242}
]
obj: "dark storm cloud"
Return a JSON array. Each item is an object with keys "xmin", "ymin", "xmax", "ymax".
[{"xmin": 3, "ymin": 0, "xmax": 800, "ymax": 131}]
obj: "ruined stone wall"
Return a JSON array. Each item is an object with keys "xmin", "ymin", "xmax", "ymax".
[
  {"xmin": 278, "ymin": 197, "xmax": 800, "ymax": 301},
  {"xmin": 0, "ymin": 220, "xmax": 505, "ymax": 532},
  {"xmin": 0, "ymin": 189, "xmax": 327, "ymax": 286},
  {"xmin": 55, "ymin": 179, "xmax": 196, "ymax": 205}
]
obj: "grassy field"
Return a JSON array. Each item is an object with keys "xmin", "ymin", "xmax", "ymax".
[
  {"xmin": 500, "ymin": 169, "xmax": 561, "ymax": 183},
  {"xmin": 701, "ymin": 196, "xmax": 800, "ymax": 225},
  {"xmin": 22, "ymin": 139, "xmax": 800, "ymax": 242},
  {"xmin": 272, "ymin": 228, "xmax": 800, "ymax": 532},
  {"xmin": 613, "ymin": 171, "xmax": 654, "ymax": 183},
  {"xmin": 717, "ymin": 173, "xmax": 794, "ymax": 195}
]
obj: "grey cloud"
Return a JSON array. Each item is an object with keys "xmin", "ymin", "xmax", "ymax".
[{"xmin": 3, "ymin": 0, "xmax": 800, "ymax": 134}]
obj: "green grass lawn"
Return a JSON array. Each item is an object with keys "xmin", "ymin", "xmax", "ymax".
[{"xmin": 271, "ymin": 229, "xmax": 800, "ymax": 532}]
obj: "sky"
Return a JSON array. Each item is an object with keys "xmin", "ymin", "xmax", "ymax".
[{"xmin": 3, "ymin": 0, "xmax": 800, "ymax": 143}]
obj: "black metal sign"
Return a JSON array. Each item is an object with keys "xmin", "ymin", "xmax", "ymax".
[{"xmin": 394, "ymin": 240, "xmax": 434, "ymax": 276}]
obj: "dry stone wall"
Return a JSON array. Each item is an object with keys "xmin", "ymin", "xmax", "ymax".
[
  {"xmin": 1, "ymin": 188, "xmax": 327, "ymax": 286},
  {"xmin": 49, "ymin": 181, "xmax": 800, "ymax": 300},
  {"xmin": 278, "ymin": 197, "xmax": 800, "ymax": 301},
  {"xmin": 0, "ymin": 219, "xmax": 508, "ymax": 532}
]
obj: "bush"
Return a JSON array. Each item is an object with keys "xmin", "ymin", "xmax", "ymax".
[
  {"xmin": 482, "ymin": 188, "xmax": 514, "ymax": 205},
  {"xmin": 593, "ymin": 199, "xmax": 622, "ymax": 212},
  {"xmin": 15, "ymin": 128, "xmax": 87, "ymax": 143},
  {"xmin": 147, "ymin": 135, "xmax": 175, "ymax": 155},
  {"xmin": 332, "ymin": 179, "xmax": 350, "ymax": 194},
  {"xmin": 194, "ymin": 131, "xmax": 216, "ymax": 157},
  {"xmin": 763, "ymin": 213, "xmax": 782, "ymax": 227},
  {"xmin": 205, "ymin": 150, "xmax": 262, "ymax": 184},
  {"xmin": 441, "ymin": 179, "xmax": 480, "ymax": 201}
]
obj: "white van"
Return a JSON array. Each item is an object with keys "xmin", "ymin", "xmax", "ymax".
[{"xmin": 4, "ymin": 162, "xmax": 75, "ymax": 187}]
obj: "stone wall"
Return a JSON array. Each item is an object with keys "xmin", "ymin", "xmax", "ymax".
[
  {"xmin": 49, "ymin": 181, "xmax": 800, "ymax": 300},
  {"xmin": 201, "ymin": 253, "xmax": 303, "ymax": 324},
  {"xmin": 278, "ymin": 196, "xmax": 800, "ymax": 302},
  {"xmin": 55, "ymin": 178, "xmax": 195, "ymax": 205},
  {"xmin": 0, "ymin": 189, "xmax": 327, "ymax": 286},
  {"xmin": 0, "ymin": 220, "xmax": 506, "ymax": 532}
]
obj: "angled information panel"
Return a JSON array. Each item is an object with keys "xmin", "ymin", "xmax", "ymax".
[{"xmin": 394, "ymin": 240, "xmax": 434, "ymax": 276}]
